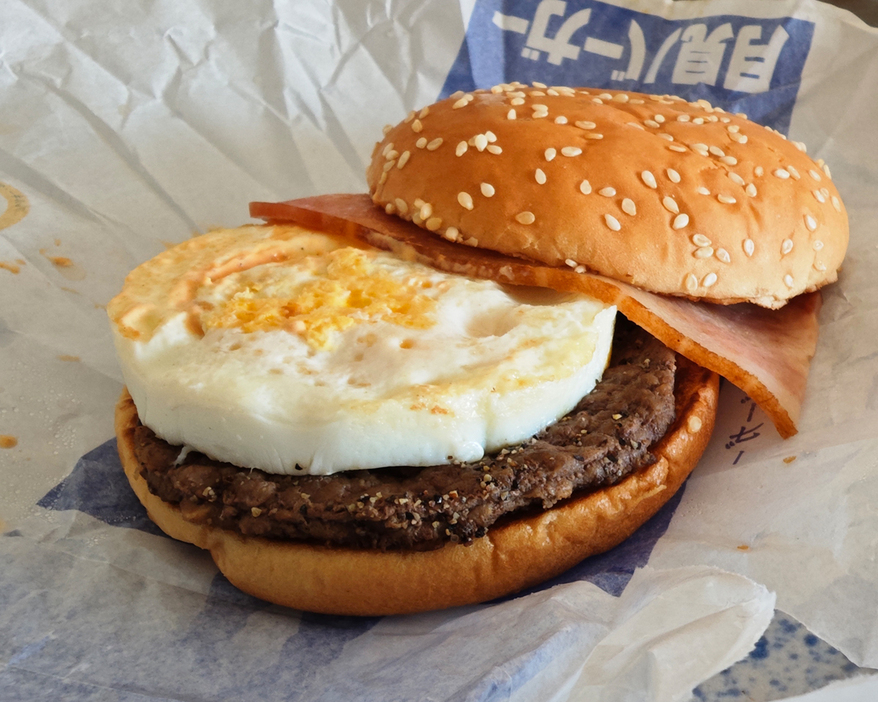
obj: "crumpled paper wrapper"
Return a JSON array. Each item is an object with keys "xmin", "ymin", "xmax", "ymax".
[{"xmin": 1, "ymin": 0, "xmax": 875, "ymax": 699}]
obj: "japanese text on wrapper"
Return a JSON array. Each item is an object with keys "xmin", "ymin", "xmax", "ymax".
[{"xmin": 493, "ymin": 0, "xmax": 789, "ymax": 93}]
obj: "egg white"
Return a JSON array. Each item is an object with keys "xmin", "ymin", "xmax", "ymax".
[{"xmin": 111, "ymin": 225, "xmax": 616, "ymax": 475}]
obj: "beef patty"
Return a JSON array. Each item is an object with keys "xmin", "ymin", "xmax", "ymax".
[{"xmin": 131, "ymin": 322, "xmax": 677, "ymax": 551}]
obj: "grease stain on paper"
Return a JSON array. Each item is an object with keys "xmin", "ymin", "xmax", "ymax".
[{"xmin": 0, "ymin": 435, "xmax": 18, "ymax": 449}]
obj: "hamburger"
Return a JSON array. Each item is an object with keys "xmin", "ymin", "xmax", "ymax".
[{"xmin": 110, "ymin": 85, "xmax": 847, "ymax": 616}]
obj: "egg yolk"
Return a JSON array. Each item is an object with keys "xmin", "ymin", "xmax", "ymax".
[{"xmin": 200, "ymin": 247, "xmax": 437, "ymax": 349}]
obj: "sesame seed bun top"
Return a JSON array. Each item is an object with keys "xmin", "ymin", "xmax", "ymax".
[{"xmin": 366, "ymin": 85, "xmax": 848, "ymax": 309}]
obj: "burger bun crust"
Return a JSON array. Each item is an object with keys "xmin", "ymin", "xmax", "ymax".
[{"xmin": 367, "ymin": 87, "xmax": 848, "ymax": 309}]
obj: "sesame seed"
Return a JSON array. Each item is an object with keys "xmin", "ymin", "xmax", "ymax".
[
  {"xmin": 823, "ymin": 163, "xmax": 832, "ymax": 178},
  {"xmin": 452, "ymin": 98, "xmax": 468, "ymax": 109},
  {"xmin": 565, "ymin": 258, "xmax": 577, "ymax": 268},
  {"xmin": 692, "ymin": 233, "xmax": 712, "ymax": 247},
  {"xmin": 727, "ymin": 125, "xmax": 740, "ymax": 133},
  {"xmin": 511, "ymin": 98, "xmax": 525, "ymax": 106},
  {"xmin": 384, "ymin": 202, "xmax": 396, "ymax": 215},
  {"xmin": 832, "ymin": 196, "xmax": 841, "ymax": 212},
  {"xmin": 532, "ymin": 81, "xmax": 547, "ymax": 88},
  {"xmin": 782, "ymin": 239, "xmax": 794, "ymax": 255},
  {"xmin": 693, "ymin": 117, "xmax": 705, "ymax": 125},
  {"xmin": 382, "ymin": 142, "xmax": 395, "ymax": 157},
  {"xmin": 672, "ymin": 213, "xmax": 690, "ymax": 229},
  {"xmin": 677, "ymin": 114, "xmax": 691, "ymax": 122},
  {"xmin": 378, "ymin": 172, "xmax": 387, "ymax": 185},
  {"xmin": 458, "ymin": 192, "xmax": 474, "ymax": 210},
  {"xmin": 717, "ymin": 194, "xmax": 736, "ymax": 204},
  {"xmin": 411, "ymin": 119, "xmax": 423, "ymax": 133},
  {"xmin": 486, "ymin": 145, "xmax": 502, "ymax": 154},
  {"xmin": 654, "ymin": 114, "xmax": 666, "ymax": 123},
  {"xmin": 486, "ymin": 131, "xmax": 497, "ymax": 143},
  {"xmin": 419, "ymin": 202, "xmax": 432, "ymax": 220},
  {"xmin": 575, "ymin": 120, "xmax": 596, "ymax": 130},
  {"xmin": 395, "ymin": 198, "xmax": 408, "ymax": 214},
  {"xmin": 545, "ymin": 148, "xmax": 557, "ymax": 161},
  {"xmin": 404, "ymin": 111, "xmax": 415, "ymax": 123},
  {"xmin": 697, "ymin": 186, "xmax": 711, "ymax": 195},
  {"xmin": 813, "ymin": 190, "xmax": 826, "ymax": 203},
  {"xmin": 599, "ymin": 186, "xmax": 616, "ymax": 197},
  {"xmin": 716, "ymin": 248, "xmax": 731, "ymax": 263},
  {"xmin": 621, "ymin": 198, "xmax": 636, "ymax": 215},
  {"xmin": 685, "ymin": 273, "xmax": 698, "ymax": 292},
  {"xmin": 668, "ymin": 144, "xmax": 687, "ymax": 153},
  {"xmin": 474, "ymin": 134, "xmax": 488, "ymax": 151},
  {"xmin": 592, "ymin": 98, "xmax": 603, "ymax": 104},
  {"xmin": 809, "ymin": 169, "xmax": 822, "ymax": 181},
  {"xmin": 449, "ymin": 90, "xmax": 464, "ymax": 99},
  {"xmin": 548, "ymin": 89, "xmax": 560, "ymax": 97},
  {"xmin": 535, "ymin": 168, "xmax": 547, "ymax": 185},
  {"xmin": 744, "ymin": 238, "xmax": 755, "ymax": 257},
  {"xmin": 805, "ymin": 214, "xmax": 818, "ymax": 231},
  {"xmin": 784, "ymin": 274, "xmax": 794, "ymax": 288},
  {"xmin": 745, "ymin": 183, "xmax": 757, "ymax": 197},
  {"xmin": 604, "ymin": 214, "xmax": 621, "ymax": 231},
  {"xmin": 720, "ymin": 156, "xmax": 738, "ymax": 166},
  {"xmin": 554, "ymin": 116, "xmax": 568, "ymax": 124},
  {"xmin": 614, "ymin": 93, "xmax": 629, "ymax": 102},
  {"xmin": 385, "ymin": 149, "xmax": 399, "ymax": 160},
  {"xmin": 692, "ymin": 143, "xmax": 709, "ymax": 156},
  {"xmin": 793, "ymin": 140, "xmax": 807, "ymax": 152},
  {"xmin": 627, "ymin": 122, "xmax": 646, "ymax": 131},
  {"xmin": 787, "ymin": 165, "xmax": 801, "ymax": 180},
  {"xmin": 481, "ymin": 182, "xmax": 495, "ymax": 197},
  {"xmin": 694, "ymin": 246, "xmax": 714, "ymax": 259},
  {"xmin": 755, "ymin": 166, "xmax": 765, "ymax": 177},
  {"xmin": 641, "ymin": 170, "xmax": 657, "ymax": 188},
  {"xmin": 703, "ymin": 272, "xmax": 718, "ymax": 288},
  {"xmin": 584, "ymin": 133, "xmax": 604, "ymax": 140},
  {"xmin": 444, "ymin": 226, "xmax": 459, "ymax": 242},
  {"xmin": 644, "ymin": 119, "xmax": 660, "ymax": 128},
  {"xmin": 516, "ymin": 211, "xmax": 535, "ymax": 225},
  {"xmin": 774, "ymin": 168, "xmax": 790, "ymax": 179},
  {"xmin": 416, "ymin": 137, "xmax": 427, "ymax": 149},
  {"xmin": 579, "ymin": 180, "xmax": 592, "ymax": 195},
  {"xmin": 427, "ymin": 138, "xmax": 443, "ymax": 151},
  {"xmin": 814, "ymin": 261, "xmax": 827, "ymax": 272},
  {"xmin": 662, "ymin": 196, "xmax": 679, "ymax": 213},
  {"xmin": 729, "ymin": 172, "xmax": 745, "ymax": 186},
  {"xmin": 382, "ymin": 124, "xmax": 392, "ymax": 136},
  {"xmin": 561, "ymin": 146, "xmax": 582, "ymax": 157},
  {"xmin": 709, "ymin": 145, "xmax": 725, "ymax": 157},
  {"xmin": 507, "ymin": 109, "xmax": 516, "ymax": 120},
  {"xmin": 397, "ymin": 151, "xmax": 411, "ymax": 168},
  {"xmin": 813, "ymin": 240, "xmax": 824, "ymax": 250},
  {"xmin": 426, "ymin": 217, "xmax": 442, "ymax": 231},
  {"xmin": 383, "ymin": 160, "xmax": 396, "ymax": 172},
  {"xmin": 667, "ymin": 168, "xmax": 681, "ymax": 183},
  {"xmin": 456, "ymin": 141, "xmax": 467, "ymax": 157}
]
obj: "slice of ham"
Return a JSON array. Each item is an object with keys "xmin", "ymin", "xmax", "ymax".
[{"xmin": 250, "ymin": 194, "xmax": 821, "ymax": 438}]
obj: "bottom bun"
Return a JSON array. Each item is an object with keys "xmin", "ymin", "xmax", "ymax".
[{"xmin": 116, "ymin": 358, "xmax": 718, "ymax": 616}]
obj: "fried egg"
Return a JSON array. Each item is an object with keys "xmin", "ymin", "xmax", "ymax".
[{"xmin": 109, "ymin": 224, "xmax": 616, "ymax": 475}]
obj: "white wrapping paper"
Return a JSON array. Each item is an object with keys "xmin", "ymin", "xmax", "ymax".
[{"xmin": 1, "ymin": 0, "xmax": 876, "ymax": 698}]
